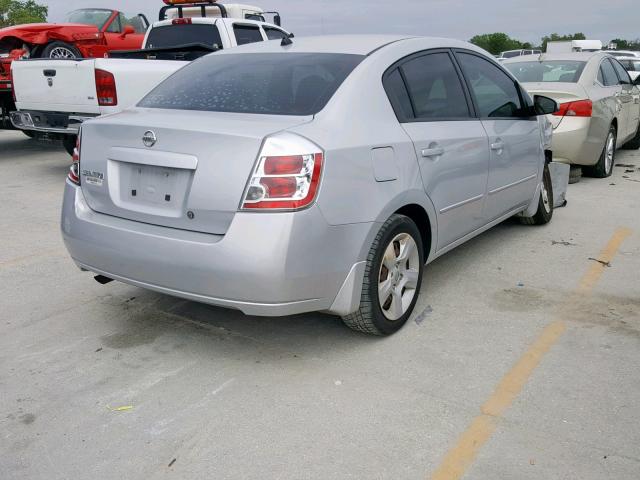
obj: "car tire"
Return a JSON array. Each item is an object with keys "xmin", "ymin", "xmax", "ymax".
[
  {"xmin": 623, "ymin": 123, "xmax": 640, "ymax": 150},
  {"xmin": 40, "ymin": 42, "xmax": 82, "ymax": 59},
  {"xmin": 342, "ymin": 214, "xmax": 424, "ymax": 336},
  {"xmin": 520, "ymin": 163, "xmax": 554, "ymax": 225},
  {"xmin": 584, "ymin": 125, "xmax": 616, "ymax": 178},
  {"xmin": 62, "ymin": 135, "xmax": 77, "ymax": 156},
  {"xmin": 569, "ymin": 166, "xmax": 582, "ymax": 184}
]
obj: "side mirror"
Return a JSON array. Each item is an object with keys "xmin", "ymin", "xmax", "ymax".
[
  {"xmin": 533, "ymin": 95, "xmax": 559, "ymax": 115},
  {"xmin": 120, "ymin": 25, "xmax": 136, "ymax": 39},
  {"xmin": 274, "ymin": 14, "xmax": 281, "ymax": 26}
]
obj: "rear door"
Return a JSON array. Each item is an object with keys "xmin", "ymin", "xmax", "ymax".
[
  {"xmin": 384, "ymin": 50, "xmax": 490, "ymax": 250},
  {"xmin": 455, "ymin": 50, "xmax": 541, "ymax": 223},
  {"xmin": 611, "ymin": 58, "xmax": 639, "ymax": 140}
]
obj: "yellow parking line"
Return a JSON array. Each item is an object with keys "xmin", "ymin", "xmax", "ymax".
[{"xmin": 430, "ymin": 227, "xmax": 632, "ymax": 480}]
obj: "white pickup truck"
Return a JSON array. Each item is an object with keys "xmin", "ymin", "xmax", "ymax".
[{"xmin": 10, "ymin": 2, "xmax": 290, "ymax": 153}]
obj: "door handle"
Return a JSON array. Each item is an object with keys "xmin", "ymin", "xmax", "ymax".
[
  {"xmin": 421, "ymin": 146, "xmax": 444, "ymax": 158},
  {"xmin": 490, "ymin": 141, "xmax": 505, "ymax": 151}
]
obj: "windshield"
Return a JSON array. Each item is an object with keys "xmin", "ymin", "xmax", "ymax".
[
  {"xmin": 146, "ymin": 24, "xmax": 223, "ymax": 49},
  {"xmin": 139, "ymin": 53, "xmax": 364, "ymax": 116},
  {"xmin": 620, "ymin": 60, "xmax": 640, "ymax": 71},
  {"xmin": 65, "ymin": 9, "xmax": 113, "ymax": 29},
  {"xmin": 505, "ymin": 60, "xmax": 586, "ymax": 83}
]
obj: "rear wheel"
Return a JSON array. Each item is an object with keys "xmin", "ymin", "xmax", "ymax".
[
  {"xmin": 584, "ymin": 125, "xmax": 616, "ymax": 178},
  {"xmin": 41, "ymin": 42, "xmax": 81, "ymax": 59},
  {"xmin": 342, "ymin": 214, "xmax": 424, "ymax": 336},
  {"xmin": 520, "ymin": 163, "xmax": 553, "ymax": 225}
]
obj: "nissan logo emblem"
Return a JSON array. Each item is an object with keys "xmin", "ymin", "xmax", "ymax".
[{"xmin": 142, "ymin": 130, "xmax": 157, "ymax": 148}]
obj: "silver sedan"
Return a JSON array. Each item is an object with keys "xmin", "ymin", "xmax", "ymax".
[
  {"xmin": 505, "ymin": 52, "xmax": 640, "ymax": 178},
  {"xmin": 62, "ymin": 35, "xmax": 556, "ymax": 335}
]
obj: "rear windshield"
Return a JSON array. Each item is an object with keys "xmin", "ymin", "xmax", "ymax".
[
  {"xmin": 146, "ymin": 24, "xmax": 223, "ymax": 49},
  {"xmin": 505, "ymin": 60, "xmax": 586, "ymax": 83},
  {"xmin": 138, "ymin": 53, "xmax": 364, "ymax": 116}
]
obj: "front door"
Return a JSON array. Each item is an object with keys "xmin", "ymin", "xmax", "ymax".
[
  {"xmin": 455, "ymin": 51, "xmax": 541, "ymax": 223},
  {"xmin": 383, "ymin": 51, "xmax": 490, "ymax": 251},
  {"xmin": 103, "ymin": 13, "xmax": 147, "ymax": 51}
]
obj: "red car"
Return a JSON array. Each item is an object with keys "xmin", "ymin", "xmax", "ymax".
[{"xmin": 1, "ymin": 8, "xmax": 149, "ymax": 127}]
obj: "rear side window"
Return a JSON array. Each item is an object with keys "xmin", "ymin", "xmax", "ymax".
[
  {"xmin": 146, "ymin": 24, "xmax": 223, "ymax": 49},
  {"xmin": 383, "ymin": 69, "xmax": 414, "ymax": 120},
  {"xmin": 457, "ymin": 52, "xmax": 523, "ymax": 118},
  {"xmin": 139, "ymin": 53, "xmax": 364, "ymax": 116},
  {"xmin": 611, "ymin": 59, "xmax": 632, "ymax": 84},
  {"xmin": 264, "ymin": 27, "xmax": 288, "ymax": 41},
  {"xmin": 400, "ymin": 52, "xmax": 470, "ymax": 119},
  {"xmin": 600, "ymin": 59, "xmax": 619, "ymax": 86},
  {"xmin": 233, "ymin": 24, "xmax": 263, "ymax": 45}
]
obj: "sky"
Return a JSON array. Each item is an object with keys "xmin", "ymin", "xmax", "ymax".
[{"xmin": 44, "ymin": 0, "xmax": 640, "ymax": 45}]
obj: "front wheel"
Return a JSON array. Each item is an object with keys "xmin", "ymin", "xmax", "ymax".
[
  {"xmin": 520, "ymin": 162, "xmax": 553, "ymax": 225},
  {"xmin": 40, "ymin": 42, "xmax": 81, "ymax": 59},
  {"xmin": 342, "ymin": 214, "xmax": 424, "ymax": 336}
]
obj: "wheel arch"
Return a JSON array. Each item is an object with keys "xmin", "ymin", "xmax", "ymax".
[{"xmin": 394, "ymin": 203, "xmax": 433, "ymax": 262}]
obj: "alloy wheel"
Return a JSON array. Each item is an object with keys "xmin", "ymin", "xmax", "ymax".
[
  {"xmin": 378, "ymin": 233, "xmax": 420, "ymax": 321},
  {"xmin": 49, "ymin": 47, "xmax": 77, "ymax": 59}
]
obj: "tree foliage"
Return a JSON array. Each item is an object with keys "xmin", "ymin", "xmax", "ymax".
[
  {"xmin": 0, "ymin": 0, "xmax": 47, "ymax": 28},
  {"xmin": 469, "ymin": 32, "xmax": 526, "ymax": 55},
  {"xmin": 609, "ymin": 38, "xmax": 640, "ymax": 51},
  {"xmin": 540, "ymin": 33, "xmax": 586, "ymax": 52}
]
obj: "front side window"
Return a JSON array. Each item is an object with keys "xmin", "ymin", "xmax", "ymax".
[
  {"xmin": 611, "ymin": 59, "xmax": 632, "ymax": 84},
  {"xmin": 139, "ymin": 53, "xmax": 363, "ymax": 116},
  {"xmin": 505, "ymin": 61, "xmax": 586, "ymax": 83},
  {"xmin": 457, "ymin": 52, "xmax": 523, "ymax": 118},
  {"xmin": 233, "ymin": 24, "xmax": 263, "ymax": 45},
  {"xmin": 600, "ymin": 59, "xmax": 619, "ymax": 87},
  {"xmin": 400, "ymin": 52, "xmax": 470, "ymax": 119},
  {"xmin": 120, "ymin": 13, "xmax": 146, "ymax": 33},
  {"xmin": 105, "ymin": 14, "xmax": 121, "ymax": 33},
  {"xmin": 264, "ymin": 27, "xmax": 288, "ymax": 41}
]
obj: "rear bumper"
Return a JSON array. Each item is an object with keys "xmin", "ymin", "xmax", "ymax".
[
  {"xmin": 551, "ymin": 117, "xmax": 602, "ymax": 166},
  {"xmin": 10, "ymin": 110, "xmax": 97, "ymax": 135},
  {"xmin": 61, "ymin": 182, "xmax": 374, "ymax": 317}
]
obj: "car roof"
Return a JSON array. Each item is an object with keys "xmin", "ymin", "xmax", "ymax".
[
  {"xmin": 214, "ymin": 34, "xmax": 427, "ymax": 56},
  {"xmin": 615, "ymin": 56, "xmax": 640, "ymax": 61},
  {"xmin": 503, "ymin": 51, "xmax": 608, "ymax": 63}
]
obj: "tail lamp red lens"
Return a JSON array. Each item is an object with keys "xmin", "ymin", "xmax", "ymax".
[
  {"xmin": 553, "ymin": 99, "xmax": 592, "ymax": 117},
  {"xmin": 68, "ymin": 134, "xmax": 81, "ymax": 185},
  {"xmin": 95, "ymin": 69, "xmax": 117, "ymax": 106},
  {"xmin": 242, "ymin": 148, "xmax": 323, "ymax": 211}
]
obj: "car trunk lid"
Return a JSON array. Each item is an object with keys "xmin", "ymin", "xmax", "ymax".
[
  {"xmin": 521, "ymin": 82, "xmax": 590, "ymax": 129},
  {"xmin": 79, "ymin": 108, "xmax": 312, "ymax": 235}
]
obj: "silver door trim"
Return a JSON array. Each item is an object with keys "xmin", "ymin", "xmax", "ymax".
[
  {"xmin": 488, "ymin": 173, "xmax": 537, "ymax": 195},
  {"xmin": 439, "ymin": 193, "xmax": 484, "ymax": 214}
]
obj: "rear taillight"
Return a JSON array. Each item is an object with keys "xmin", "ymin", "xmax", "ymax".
[
  {"xmin": 553, "ymin": 99, "xmax": 592, "ymax": 117},
  {"xmin": 68, "ymin": 134, "xmax": 81, "ymax": 185},
  {"xmin": 95, "ymin": 69, "xmax": 117, "ymax": 106},
  {"xmin": 241, "ymin": 134, "xmax": 324, "ymax": 211}
]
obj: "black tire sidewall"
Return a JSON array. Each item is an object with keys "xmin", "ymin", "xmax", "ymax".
[
  {"xmin": 602, "ymin": 127, "xmax": 616, "ymax": 177},
  {"xmin": 367, "ymin": 216, "xmax": 424, "ymax": 335},
  {"xmin": 539, "ymin": 163, "xmax": 554, "ymax": 222}
]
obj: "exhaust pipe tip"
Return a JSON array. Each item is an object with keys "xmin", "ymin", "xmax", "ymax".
[{"xmin": 94, "ymin": 275, "xmax": 114, "ymax": 285}]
